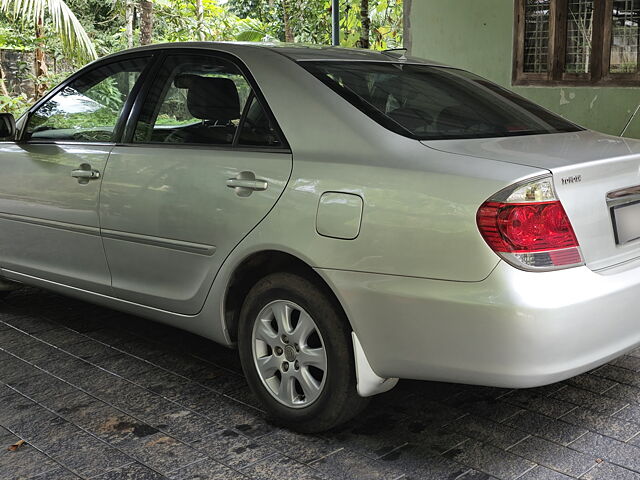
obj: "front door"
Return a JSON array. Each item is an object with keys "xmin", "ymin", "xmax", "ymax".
[
  {"xmin": 0, "ymin": 56, "xmax": 150, "ymax": 292},
  {"xmin": 100, "ymin": 52, "xmax": 292, "ymax": 314}
]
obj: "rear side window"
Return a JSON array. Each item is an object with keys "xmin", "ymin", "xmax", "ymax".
[
  {"xmin": 133, "ymin": 54, "xmax": 282, "ymax": 148},
  {"xmin": 302, "ymin": 61, "xmax": 582, "ymax": 141},
  {"xmin": 237, "ymin": 94, "xmax": 282, "ymax": 147}
]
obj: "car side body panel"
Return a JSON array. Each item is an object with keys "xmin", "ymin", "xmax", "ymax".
[
  {"xmin": 99, "ymin": 146, "xmax": 292, "ymax": 315},
  {"xmin": 0, "ymin": 142, "xmax": 112, "ymax": 293}
]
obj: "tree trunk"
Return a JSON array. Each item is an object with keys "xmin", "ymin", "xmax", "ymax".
[
  {"xmin": 34, "ymin": 16, "xmax": 48, "ymax": 99},
  {"xmin": 140, "ymin": 0, "xmax": 154, "ymax": 46},
  {"xmin": 0, "ymin": 63, "xmax": 9, "ymax": 97},
  {"xmin": 196, "ymin": 0, "xmax": 205, "ymax": 41},
  {"xmin": 125, "ymin": 1, "xmax": 134, "ymax": 48},
  {"xmin": 359, "ymin": 0, "xmax": 370, "ymax": 49},
  {"xmin": 282, "ymin": 0, "xmax": 294, "ymax": 43}
]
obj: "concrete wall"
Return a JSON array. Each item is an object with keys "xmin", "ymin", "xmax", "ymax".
[{"xmin": 407, "ymin": 0, "xmax": 640, "ymax": 139}]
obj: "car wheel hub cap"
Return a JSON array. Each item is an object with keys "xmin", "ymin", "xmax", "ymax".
[
  {"xmin": 251, "ymin": 300, "xmax": 327, "ymax": 409},
  {"xmin": 284, "ymin": 345, "xmax": 296, "ymax": 362}
]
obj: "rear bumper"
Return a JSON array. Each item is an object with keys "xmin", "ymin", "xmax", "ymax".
[{"xmin": 318, "ymin": 261, "xmax": 640, "ymax": 388}]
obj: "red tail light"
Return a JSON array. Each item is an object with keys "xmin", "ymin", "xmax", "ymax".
[{"xmin": 477, "ymin": 177, "xmax": 583, "ymax": 271}]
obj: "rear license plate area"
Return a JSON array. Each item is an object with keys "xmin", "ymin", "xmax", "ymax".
[{"xmin": 612, "ymin": 200, "xmax": 640, "ymax": 245}]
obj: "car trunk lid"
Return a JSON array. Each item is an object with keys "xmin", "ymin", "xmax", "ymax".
[{"xmin": 423, "ymin": 130, "xmax": 640, "ymax": 271}]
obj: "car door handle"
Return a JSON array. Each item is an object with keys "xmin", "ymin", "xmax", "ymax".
[
  {"xmin": 71, "ymin": 169, "xmax": 100, "ymax": 179},
  {"xmin": 226, "ymin": 178, "xmax": 268, "ymax": 191},
  {"xmin": 226, "ymin": 171, "xmax": 268, "ymax": 197},
  {"xmin": 71, "ymin": 163, "xmax": 100, "ymax": 184}
]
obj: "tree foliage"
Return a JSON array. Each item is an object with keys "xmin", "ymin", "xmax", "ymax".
[
  {"xmin": 0, "ymin": 0, "xmax": 97, "ymax": 62},
  {"xmin": 0, "ymin": 0, "xmax": 403, "ymax": 115},
  {"xmin": 228, "ymin": 0, "xmax": 402, "ymax": 48}
]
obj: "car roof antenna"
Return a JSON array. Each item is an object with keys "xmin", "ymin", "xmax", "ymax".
[{"xmin": 382, "ymin": 48, "xmax": 408, "ymax": 61}]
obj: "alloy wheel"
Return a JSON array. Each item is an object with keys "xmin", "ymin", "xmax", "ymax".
[{"xmin": 251, "ymin": 300, "xmax": 327, "ymax": 408}]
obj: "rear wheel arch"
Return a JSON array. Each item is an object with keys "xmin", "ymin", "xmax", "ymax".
[{"xmin": 223, "ymin": 250, "xmax": 352, "ymax": 342}]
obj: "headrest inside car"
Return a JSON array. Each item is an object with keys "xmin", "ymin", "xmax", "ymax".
[{"xmin": 174, "ymin": 73, "xmax": 240, "ymax": 122}]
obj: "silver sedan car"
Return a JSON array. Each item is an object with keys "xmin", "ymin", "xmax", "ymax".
[{"xmin": 0, "ymin": 42, "xmax": 639, "ymax": 432}]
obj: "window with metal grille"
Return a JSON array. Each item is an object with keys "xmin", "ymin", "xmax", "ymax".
[
  {"xmin": 514, "ymin": 0, "xmax": 640, "ymax": 85},
  {"xmin": 524, "ymin": 0, "xmax": 551, "ymax": 72},
  {"xmin": 610, "ymin": 0, "xmax": 640, "ymax": 73},
  {"xmin": 565, "ymin": 0, "xmax": 594, "ymax": 73}
]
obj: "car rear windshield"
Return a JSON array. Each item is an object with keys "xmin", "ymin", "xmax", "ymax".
[{"xmin": 301, "ymin": 61, "xmax": 582, "ymax": 141}]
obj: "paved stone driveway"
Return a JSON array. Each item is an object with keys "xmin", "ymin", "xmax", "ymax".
[{"xmin": 1, "ymin": 288, "xmax": 640, "ymax": 479}]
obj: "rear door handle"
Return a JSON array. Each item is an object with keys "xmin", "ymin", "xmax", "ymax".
[
  {"xmin": 71, "ymin": 163, "xmax": 101, "ymax": 184},
  {"xmin": 226, "ymin": 171, "xmax": 268, "ymax": 197},
  {"xmin": 226, "ymin": 179, "xmax": 268, "ymax": 190},
  {"xmin": 71, "ymin": 169, "xmax": 100, "ymax": 179}
]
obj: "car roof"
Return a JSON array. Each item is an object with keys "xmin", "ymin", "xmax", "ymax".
[{"xmin": 100, "ymin": 41, "xmax": 445, "ymax": 66}]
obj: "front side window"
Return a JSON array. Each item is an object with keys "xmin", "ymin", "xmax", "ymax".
[
  {"xmin": 515, "ymin": 0, "xmax": 640, "ymax": 85},
  {"xmin": 304, "ymin": 61, "xmax": 581, "ymax": 141},
  {"xmin": 25, "ymin": 58, "xmax": 149, "ymax": 142},
  {"xmin": 133, "ymin": 54, "xmax": 281, "ymax": 147}
]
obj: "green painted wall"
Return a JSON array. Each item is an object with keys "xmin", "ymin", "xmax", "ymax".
[{"xmin": 408, "ymin": 0, "xmax": 640, "ymax": 139}]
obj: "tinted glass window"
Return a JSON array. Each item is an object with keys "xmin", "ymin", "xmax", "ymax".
[
  {"xmin": 237, "ymin": 95, "xmax": 282, "ymax": 147},
  {"xmin": 303, "ymin": 62, "xmax": 582, "ymax": 140},
  {"xmin": 134, "ymin": 55, "xmax": 251, "ymax": 145},
  {"xmin": 26, "ymin": 58, "xmax": 148, "ymax": 142}
]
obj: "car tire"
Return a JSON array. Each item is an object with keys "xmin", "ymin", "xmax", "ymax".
[{"xmin": 238, "ymin": 272, "xmax": 368, "ymax": 433}]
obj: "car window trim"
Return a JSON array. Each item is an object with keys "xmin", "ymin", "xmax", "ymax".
[
  {"xmin": 18, "ymin": 52, "xmax": 157, "ymax": 145},
  {"xmin": 121, "ymin": 48, "xmax": 291, "ymax": 153},
  {"xmin": 109, "ymin": 142, "xmax": 291, "ymax": 154},
  {"xmin": 232, "ymin": 90, "xmax": 255, "ymax": 147},
  {"xmin": 112, "ymin": 54, "xmax": 163, "ymax": 142}
]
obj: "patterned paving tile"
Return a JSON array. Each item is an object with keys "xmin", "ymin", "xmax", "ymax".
[
  {"xmin": 503, "ymin": 411, "xmax": 587, "ymax": 446},
  {"xmin": 443, "ymin": 438, "xmax": 536, "ymax": 480},
  {"xmin": 517, "ymin": 465, "xmax": 574, "ymax": 479},
  {"xmin": 580, "ymin": 461, "xmax": 640, "ymax": 480},
  {"xmin": 168, "ymin": 459, "xmax": 247, "ymax": 480},
  {"xmin": 241, "ymin": 454, "xmax": 328, "ymax": 480},
  {"xmin": 91, "ymin": 462, "xmax": 165, "ymax": 480},
  {"xmin": 0, "ymin": 441, "xmax": 61, "ymax": 479},
  {"xmin": 3, "ymin": 288, "xmax": 640, "ymax": 480},
  {"xmin": 190, "ymin": 428, "xmax": 275, "ymax": 469},
  {"xmin": 569, "ymin": 432, "xmax": 640, "ymax": 473},
  {"xmin": 310, "ymin": 448, "xmax": 405, "ymax": 480},
  {"xmin": 257, "ymin": 428, "xmax": 341, "ymax": 465},
  {"xmin": 560, "ymin": 407, "xmax": 640, "ymax": 442},
  {"xmin": 126, "ymin": 433, "xmax": 207, "ymax": 476},
  {"xmin": 508, "ymin": 435, "xmax": 596, "ymax": 477},
  {"xmin": 445, "ymin": 414, "xmax": 528, "ymax": 450}
]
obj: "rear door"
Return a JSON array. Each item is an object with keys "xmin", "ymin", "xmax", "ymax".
[
  {"xmin": 100, "ymin": 51, "xmax": 292, "ymax": 314},
  {"xmin": 0, "ymin": 56, "xmax": 150, "ymax": 292}
]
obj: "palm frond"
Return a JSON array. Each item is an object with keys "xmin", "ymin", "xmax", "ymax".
[{"xmin": 0, "ymin": 0, "xmax": 97, "ymax": 62}]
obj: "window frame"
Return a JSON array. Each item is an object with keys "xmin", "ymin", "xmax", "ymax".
[
  {"xmin": 513, "ymin": 0, "xmax": 640, "ymax": 86},
  {"xmin": 18, "ymin": 52, "xmax": 157, "ymax": 145},
  {"xmin": 121, "ymin": 48, "xmax": 291, "ymax": 153}
]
